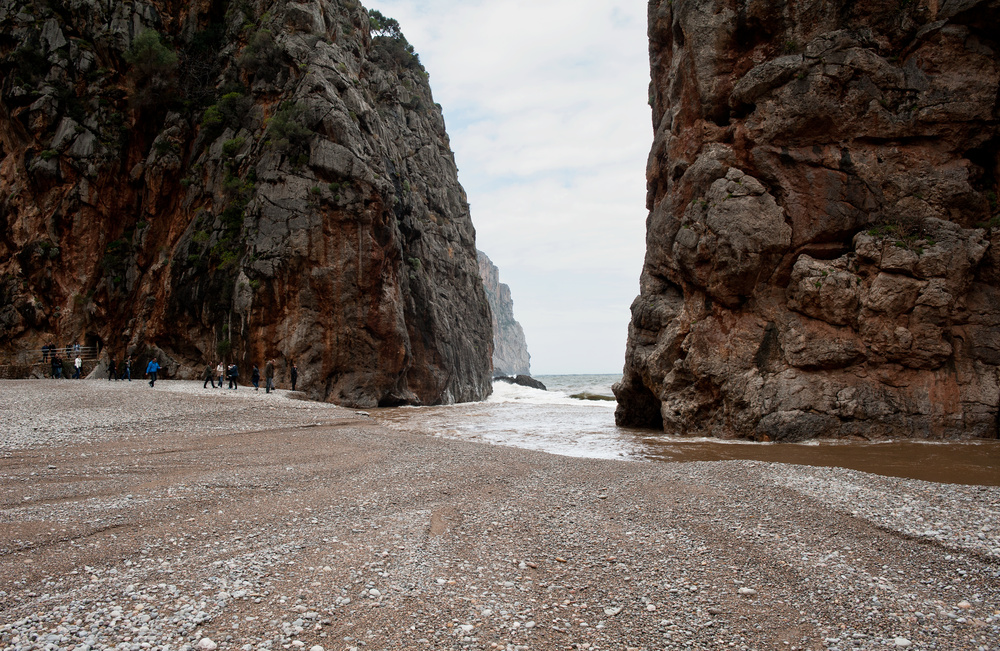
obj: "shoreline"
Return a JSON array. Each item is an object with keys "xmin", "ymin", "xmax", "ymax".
[{"xmin": 1, "ymin": 380, "xmax": 998, "ymax": 650}]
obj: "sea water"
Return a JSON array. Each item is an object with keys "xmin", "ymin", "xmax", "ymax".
[{"xmin": 372, "ymin": 374, "xmax": 1000, "ymax": 486}]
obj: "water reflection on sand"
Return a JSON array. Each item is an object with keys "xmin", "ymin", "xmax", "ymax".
[{"xmin": 372, "ymin": 380, "xmax": 1000, "ymax": 487}]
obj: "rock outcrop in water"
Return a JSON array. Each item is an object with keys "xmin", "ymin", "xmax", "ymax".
[
  {"xmin": 615, "ymin": 0, "xmax": 1000, "ymax": 440},
  {"xmin": 477, "ymin": 250, "xmax": 531, "ymax": 376},
  {"xmin": 495, "ymin": 374, "xmax": 545, "ymax": 391},
  {"xmin": 0, "ymin": 0, "xmax": 493, "ymax": 407}
]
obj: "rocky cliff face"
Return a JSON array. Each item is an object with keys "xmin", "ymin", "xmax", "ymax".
[
  {"xmin": 0, "ymin": 0, "xmax": 493, "ymax": 406},
  {"xmin": 616, "ymin": 0, "xmax": 1000, "ymax": 440},
  {"xmin": 477, "ymin": 250, "xmax": 530, "ymax": 376}
]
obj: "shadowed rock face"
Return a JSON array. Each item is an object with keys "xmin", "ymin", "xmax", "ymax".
[
  {"xmin": 477, "ymin": 250, "xmax": 530, "ymax": 376},
  {"xmin": 615, "ymin": 0, "xmax": 1000, "ymax": 440},
  {"xmin": 0, "ymin": 0, "xmax": 493, "ymax": 407}
]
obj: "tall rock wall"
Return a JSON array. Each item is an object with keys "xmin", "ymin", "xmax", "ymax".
[
  {"xmin": 0, "ymin": 0, "xmax": 493, "ymax": 407},
  {"xmin": 616, "ymin": 0, "xmax": 1000, "ymax": 440},
  {"xmin": 477, "ymin": 250, "xmax": 530, "ymax": 376}
]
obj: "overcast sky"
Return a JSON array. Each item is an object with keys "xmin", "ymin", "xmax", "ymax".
[{"xmin": 369, "ymin": 0, "xmax": 651, "ymax": 375}]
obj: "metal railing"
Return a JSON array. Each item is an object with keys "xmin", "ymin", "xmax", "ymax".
[{"xmin": 16, "ymin": 345, "xmax": 102, "ymax": 366}]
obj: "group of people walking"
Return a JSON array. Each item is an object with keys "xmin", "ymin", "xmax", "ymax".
[
  {"xmin": 103, "ymin": 356, "xmax": 133, "ymax": 381},
  {"xmin": 38, "ymin": 340, "xmax": 297, "ymax": 392},
  {"xmin": 42, "ymin": 342, "xmax": 82, "ymax": 379},
  {"xmin": 202, "ymin": 358, "xmax": 298, "ymax": 393}
]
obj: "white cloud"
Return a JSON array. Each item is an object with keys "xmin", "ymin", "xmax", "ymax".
[{"xmin": 369, "ymin": 0, "xmax": 650, "ymax": 374}]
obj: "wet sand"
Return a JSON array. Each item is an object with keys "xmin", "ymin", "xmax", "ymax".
[{"xmin": 635, "ymin": 436, "xmax": 1000, "ymax": 487}]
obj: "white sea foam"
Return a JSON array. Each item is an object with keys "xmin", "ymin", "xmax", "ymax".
[{"xmin": 487, "ymin": 379, "xmax": 616, "ymax": 409}]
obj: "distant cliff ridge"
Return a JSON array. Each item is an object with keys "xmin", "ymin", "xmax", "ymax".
[
  {"xmin": 616, "ymin": 0, "xmax": 1000, "ymax": 440},
  {"xmin": 477, "ymin": 251, "xmax": 530, "ymax": 376},
  {"xmin": 0, "ymin": 0, "xmax": 493, "ymax": 407}
]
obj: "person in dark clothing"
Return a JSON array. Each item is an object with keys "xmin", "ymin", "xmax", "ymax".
[
  {"xmin": 228, "ymin": 363, "xmax": 239, "ymax": 390},
  {"xmin": 290, "ymin": 363, "xmax": 298, "ymax": 391},
  {"xmin": 251, "ymin": 365, "xmax": 260, "ymax": 391},
  {"xmin": 42, "ymin": 344, "xmax": 50, "ymax": 362},
  {"xmin": 122, "ymin": 356, "xmax": 132, "ymax": 381},
  {"xmin": 203, "ymin": 364, "xmax": 216, "ymax": 388},
  {"xmin": 264, "ymin": 359, "xmax": 275, "ymax": 393},
  {"xmin": 146, "ymin": 358, "xmax": 160, "ymax": 387},
  {"xmin": 108, "ymin": 358, "xmax": 117, "ymax": 381},
  {"xmin": 51, "ymin": 355, "xmax": 62, "ymax": 378}
]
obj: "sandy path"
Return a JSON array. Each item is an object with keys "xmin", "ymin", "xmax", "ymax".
[{"xmin": 0, "ymin": 380, "xmax": 998, "ymax": 650}]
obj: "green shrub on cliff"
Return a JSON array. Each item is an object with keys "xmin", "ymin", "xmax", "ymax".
[
  {"xmin": 368, "ymin": 9, "xmax": 422, "ymax": 71},
  {"xmin": 216, "ymin": 338, "xmax": 232, "ymax": 358},
  {"xmin": 125, "ymin": 30, "xmax": 179, "ymax": 107},
  {"xmin": 266, "ymin": 101, "xmax": 312, "ymax": 164},
  {"xmin": 201, "ymin": 92, "xmax": 253, "ymax": 138},
  {"xmin": 369, "ymin": 9, "xmax": 402, "ymax": 38},
  {"xmin": 222, "ymin": 137, "xmax": 246, "ymax": 157},
  {"xmin": 238, "ymin": 30, "xmax": 282, "ymax": 82}
]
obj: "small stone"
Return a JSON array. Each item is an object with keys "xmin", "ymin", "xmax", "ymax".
[
  {"xmin": 555, "ymin": 557, "xmax": 568, "ymax": 563},
  {"xmin": 459, "ymin": 624, "xmax": 474, "ymax": 633},
  {"xmin": 646, "ymin": 604, "xmax": 656, "ymax": 611},
  {"xmin": 369, "ymin": 589, "xmax": 381, "ymax": 598},
  {"xmin": 738, "ymin": 587, "xmax": 757, "ymax": 596},
  {"xmin": 893, "ymin": 637, "xmax": 911, "ymax": 647},
  {"xmin": 604, "ymin": 606, "xmax": 622, "ymax": 616},
  {"xmin": 196, "ymin": 639, "xmax": 218, "ymax": 651},
  {"xmin": 310, "ymin": 646, "xmax": 324, "ymax": 651},
  {"xmin": 957, "ymin": 601, "xmax": 972, "ymax": 609}
]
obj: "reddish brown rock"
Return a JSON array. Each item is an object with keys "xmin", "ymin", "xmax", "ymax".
[
  {"xmin": 0, "ymin": 0, "xmax": 492, "ymax": 407},
  {"xmin": 616, "ymin": 0, "xmax": 1000, "ymax": 440}
]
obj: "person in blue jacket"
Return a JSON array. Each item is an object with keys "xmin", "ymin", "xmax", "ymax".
[{"xmin": 146, "ymin": 358, "xmax": 161, "ymax": 387}]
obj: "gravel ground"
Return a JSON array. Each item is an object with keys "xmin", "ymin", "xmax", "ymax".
[{"xmin": 0, "ymin": 379, "xmax": 998, "ymax": 651}]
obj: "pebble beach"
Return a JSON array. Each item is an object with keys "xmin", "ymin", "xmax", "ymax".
[{"xmin": 0, "ymin": 380, "xmax": 998, "ymax": 650}]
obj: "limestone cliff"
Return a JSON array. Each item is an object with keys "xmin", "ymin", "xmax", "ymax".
[
  {"xmin": 0, "ymin": 0, "xmax": 493, "ymax": 406},
  {"xmin": 616, "ymin": 0, "xmax": 1000, "ymax": 440},
  {"xmin": 477, "ymin": 250, "xmax": 530, "ymax": 376}
]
